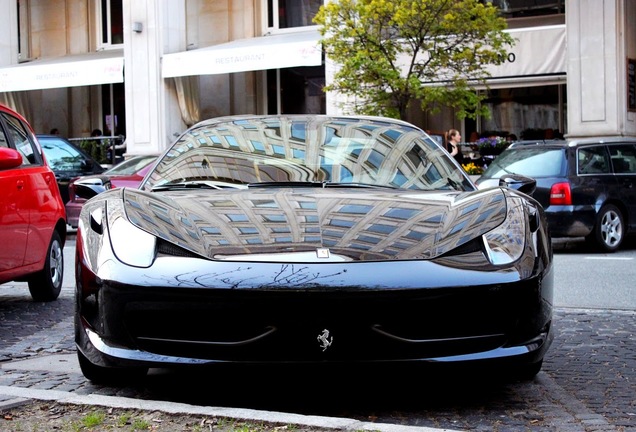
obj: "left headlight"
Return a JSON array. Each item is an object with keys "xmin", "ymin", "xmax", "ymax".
[
  {"xmin": 107, "ymin": 199, "xmax": 157, "ymax": 268},
  {"xmin": 483, "ymin": 196, "xmax": 526, "ymax": 265}
]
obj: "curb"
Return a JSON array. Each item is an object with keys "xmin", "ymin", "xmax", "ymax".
[{"xmin": 0, "ymin": 386, "xmax": 461, "ymax": 432}]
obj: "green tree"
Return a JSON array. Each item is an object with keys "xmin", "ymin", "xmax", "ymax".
[{"xmin": 313, "ymin": 0, "xmax": 515, "ymax": 120}]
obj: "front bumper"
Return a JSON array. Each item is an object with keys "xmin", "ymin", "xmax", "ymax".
[
  {"xmin": 78, "ymin": 313, "xmax": 553, "ymax": 369},
  {"xmin": 76, "ymin": 262, "xmax": 554, "ymax": 369}
]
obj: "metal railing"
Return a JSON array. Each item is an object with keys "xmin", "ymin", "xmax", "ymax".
[{"xmin": 68, "ymin": 135, "xmax": 125, "ymax": 166}]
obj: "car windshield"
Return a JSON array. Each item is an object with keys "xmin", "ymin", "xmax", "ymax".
[
  {"xmin": 142, "ymin": 116, "xmax": 473, "ymax": 192},
  {"xmin": 480, "ymin": 147, "xmax": 566, "ymax": 179},
  {"xmin": 39, "ymin": 137, "xmax": 87, "ymax": 171},
  {"xmin": 105, "ymin": 155, "xmax": 157, "ymax": 175}
]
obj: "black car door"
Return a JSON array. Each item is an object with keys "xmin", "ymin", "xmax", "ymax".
[{"xmin": 607, "ymin": 143, "xmax": 636, "ymax": 230}]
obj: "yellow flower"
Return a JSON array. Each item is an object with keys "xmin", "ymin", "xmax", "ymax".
[{"xmin": 462, "ymin": 162, "xmax": 483, "ymax": 175}]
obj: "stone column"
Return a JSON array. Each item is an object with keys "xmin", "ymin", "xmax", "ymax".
[
  {"xmin": 123, "ymin": 0, "xmax": 186, "ymax": 155},
  {"xmin": 0, "ymin": 0, "xmax": 18, "ymax": 66},
  {"xmin": 566, "ymin": 0, "xmax": 636, "ymax": 137}
]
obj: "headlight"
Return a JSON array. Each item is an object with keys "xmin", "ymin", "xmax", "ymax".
[
  {"xmin": 107, "ymin": 199, "xmax": 157, "ymax": 267},
  {"xmin": 483, "ymin": 197, "xmax": 526, "ymax": 265}
]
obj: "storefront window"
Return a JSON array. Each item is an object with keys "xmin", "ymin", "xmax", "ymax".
[
  {"xmin": 267, "ymin": 0, "xmax": 322, "ymax": 31},
  {"xmin": 267, "ymin": 67, "xmax": 325, "ymax": 115},
  {"xmin": 486, "ymin": 0, "xmax": 565, "ymax": 18},
  {"xmin": 101, "ymin": 82, "xmax": 126, "ymax": 138},
  {"xmin": 478, "ymin": 85, "xmax": 566, "ymax": 141},
  {"xmin": 99, "ymin": 0, "xmax": 123, "ymax": 48}
]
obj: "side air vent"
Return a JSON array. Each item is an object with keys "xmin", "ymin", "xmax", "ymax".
[{"xmin": 156, "ymin": 238, "xmax": 202, "ymax": 258}]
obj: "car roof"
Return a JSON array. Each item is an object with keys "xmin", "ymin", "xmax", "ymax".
[
  {"xmin": 509, "ymin": 136, "xmax": 636, "ymax": 149},
  {"xmin": 508, "ymin": 139, "xmax": 567, "ymax": 148},
  {"xmin": 565, "ymin": 136, "xmax": 636, "ymax": 145},
  {"xmin": 36, "ymin": 134, "xmax": 92, "ymax": 151}
]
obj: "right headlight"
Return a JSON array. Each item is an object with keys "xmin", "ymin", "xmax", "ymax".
[{"xmin": 483, "ymin": 196, "xmax": 526, "ymax": 265}]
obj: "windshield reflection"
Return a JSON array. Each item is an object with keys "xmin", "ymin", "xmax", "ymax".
[{"xmin": 143, "ymin": 116, "xmax": 472, "ymax": 192}]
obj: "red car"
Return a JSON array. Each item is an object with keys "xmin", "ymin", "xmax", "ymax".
[
  {"xmin": 0, "ymin": 103, "xmax": 67, "ymax": 301},
  {"xmin": 65, "ymin": 154, "xmax": 158, "ymax": 228}
]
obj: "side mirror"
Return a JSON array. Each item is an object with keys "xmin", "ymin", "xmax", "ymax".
[
  {"xmin": 74, "ymin": 183, "xmax": 109, "ymax": 199},
  {"xmin": 72, "ymin": 177, "xmax": 109, "ymax": 199},
  {"xmin": 0, "ymin": 147, "xmax": 23, "ymax": 169},
  {"xmin": 498, "ymin": 174, "xmax": 536, "ymax": 195}
]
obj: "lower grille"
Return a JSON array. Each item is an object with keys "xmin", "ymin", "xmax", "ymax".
[{"xmin": 114, "ymin": 285, "xmax": 540, "ymax": 362}]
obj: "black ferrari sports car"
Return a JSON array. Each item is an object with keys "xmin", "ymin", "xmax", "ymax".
[{"xmin": 74, "ymin": 115, "xmax": 554, "ymax": 383}]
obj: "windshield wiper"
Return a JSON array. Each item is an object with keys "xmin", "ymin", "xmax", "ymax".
[
  {"xmin": 248, "ymin": 181, "xmax": 325, "ymax": 188},
  {"xmin": 323, "ymin": 182, "xmax": 397, "ymax": 189},
  {"xmin": 247, "ymin": 181, "xmax": 397, "ymax": 189},
  {"xmin": 152, "ymin": 181, "xmax": 226, "ymax": 191}
]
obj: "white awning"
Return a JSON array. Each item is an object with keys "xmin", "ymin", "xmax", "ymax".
[
  {"xmin": 394, "ymin": 25, "xmax": 566, "ymax": 88},
  {"xmin": 0, "ymin": 49, "xmax": 124, "ymax": 92},
  {"xmin": 162, "ymin": 30, "xmax": 322, "ymax": 78},
  {"xmin": 484, "ymin": 25, "xmax": 566, "ymax": 81}
]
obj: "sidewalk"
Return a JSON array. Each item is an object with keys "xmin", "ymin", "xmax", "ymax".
[{"xmin": 0, "ymin": 355, "xmax": 460, "ymax": 432}]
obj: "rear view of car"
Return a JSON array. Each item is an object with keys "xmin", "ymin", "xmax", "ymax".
[
  {"xmin": 36, "ymin": 134, "xmax": 105, "ymax": 204},
  {"xmin": 65, "ymin": 154, "xmax": 158, "ymax": 228},
  {"xmin": 477, "ymin": 138, "xmax": 636, "ymax": 252},
  {"xmin": 0, "ymin": 104, "xmax": 67, "ymax": 301}
]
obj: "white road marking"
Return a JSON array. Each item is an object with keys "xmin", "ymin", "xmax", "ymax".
[{"xmin": 584, "ymin": 257, "xmax": 633, "ymax": 260}]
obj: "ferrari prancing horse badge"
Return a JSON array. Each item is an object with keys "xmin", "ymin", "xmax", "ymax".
[{"xmin": 317, "ymin": 329, "xmax": 333, "ymax": 351}]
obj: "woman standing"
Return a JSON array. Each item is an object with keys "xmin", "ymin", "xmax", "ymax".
[{"xmin": 446, "ymin": 129, "xmax": 464, "ymax": 165}]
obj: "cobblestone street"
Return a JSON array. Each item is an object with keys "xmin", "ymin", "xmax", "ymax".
[{"xmin": 0, "ymin": 282, "xmax": 633, "ymax": 431}]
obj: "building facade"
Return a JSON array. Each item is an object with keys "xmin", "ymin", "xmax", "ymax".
[{"xmin": 0, "ymin": 0, "xmax": 634, "ymax": 158}]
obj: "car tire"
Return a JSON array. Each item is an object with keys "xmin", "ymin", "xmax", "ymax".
[
  {"xmin": 587, "ymin": 204, "xmax": 624, "ymax": 252},
  {"xmin": 77, "ymin": 350, "xmax": 148, "ymax": 385},
  {"xmin": 28, "ymin": 230, "xmax": 64, "ymax": 302}
]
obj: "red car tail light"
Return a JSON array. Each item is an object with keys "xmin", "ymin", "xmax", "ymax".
[{"xmin": 550, "ymin": 182, "xmax": 572, "ymax": 205}]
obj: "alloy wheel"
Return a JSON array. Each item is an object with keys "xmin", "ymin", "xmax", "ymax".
[{"xmin": 600, "ymin": 208, "xmax": 623, "ymax": 249}]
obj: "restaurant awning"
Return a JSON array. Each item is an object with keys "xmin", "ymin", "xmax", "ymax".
[
  {"xmin": 393, "ymin": 24, "xmax": 566, "ymax": 89},
  {"xmin": 162, "ymin": 30, "xmax": 322, "ymax": 78},
  {"xmin": 0, "ymin": 49, "xmax": 124, "ymax": 92},
  {"xmin": 484, "ymin": 25, "xmax": 566, "ymax": 83}
]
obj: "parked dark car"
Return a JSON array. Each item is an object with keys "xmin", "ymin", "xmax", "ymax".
[
  {"xmin": 476, "ymin": 137, "xmax": 636, "ymax": 252},
  {"xmin": 74, "ymin": 114, "xmax": 554, "ymax": 384},
  {"xmin": 65, "ymin": 154, "xmax": 158, "ymax": 228},
  {"xmin": 36, "ymin": 134, "xmax": 105, "ymax": 204},
  {"xmin": 0, "ymin": 104, "xmax": 67, "ymax": 301}
]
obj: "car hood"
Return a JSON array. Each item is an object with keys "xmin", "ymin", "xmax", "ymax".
[{"xmin": 120, "ymin": 187, "xmax": 508, "ymax": 261}]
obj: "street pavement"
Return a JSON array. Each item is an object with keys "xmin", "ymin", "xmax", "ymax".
[{"xmin": 0, "ymin": 236, "xmax": 634, "ymax": 431}]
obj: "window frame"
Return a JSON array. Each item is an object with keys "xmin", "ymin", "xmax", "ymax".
[
  {"xmin": 607, "ymin": 144, "xmax": 636, "ymax": 175},
  {"xmin": 577, "ymin": 145, "xmax": 612, "ymax": 176},
  {"xmin": 96, "ymin": 0, "xmax": 123, "ymax": 50},
  {"xmin": 17, "ymin": 0, "xmax": 30, "ymax": 62},
  {"xmin": 0, "ymin": 111, "xmax": 43, "ymax": 166},
  {"xmin": 264, "ymin": 0, "xmax": 322, "ymax": 34}
]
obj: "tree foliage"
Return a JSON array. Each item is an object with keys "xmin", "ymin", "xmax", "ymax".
[{"xmin": 313, "ymin": 0, "xmax": 515, "ymax": 120}]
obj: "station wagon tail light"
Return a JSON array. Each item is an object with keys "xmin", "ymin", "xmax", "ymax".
[{"xmin": 550, "ymin": 182, "xmax": 572, "ymax": 205}]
